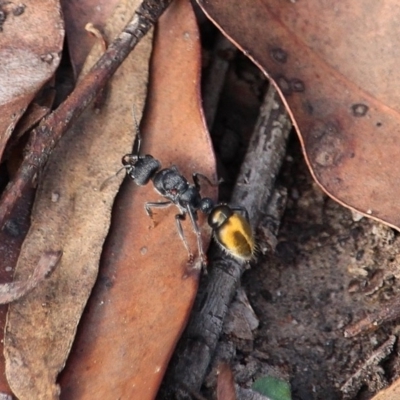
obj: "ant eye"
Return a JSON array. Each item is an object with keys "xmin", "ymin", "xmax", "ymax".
[{"xmin": 121, "ymin": 155, "xmax": 130, "ymax": 165}]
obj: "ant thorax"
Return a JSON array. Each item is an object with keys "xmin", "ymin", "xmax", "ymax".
[
  {"xmin": 153, "ymin": 170, "xmax": 192, "ymax": 204},
  {"xmin": 121, "ymin": 132, "xmax": 253, "ymax": 266}
]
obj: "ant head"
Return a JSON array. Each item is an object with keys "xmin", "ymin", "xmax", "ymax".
[
  {"xmin": 122, "ymin": 154, "xmax": 139, "ymax": 168},
  {"xmin": 122, "ymin": 154, "xmax": 161, "ymax": 185},
  {"xmin": 200, "ymin": 197, "xmax": 215, "ymax": 214},
  {"xmin": 208, "ymin": 204, "xmax": 233, "ymax": 229},
  {"xmin": 100, "ymin": 155, "xmax": 137, "ymax": 191}
]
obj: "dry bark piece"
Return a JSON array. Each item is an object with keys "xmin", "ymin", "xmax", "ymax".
[
  {"xmin": 257, "ymin": 186, "xmax": 288, "ymax": 254},
  {"xmin": 58, "ymin": 0, "xmax": 215, "ymax": 398},
  {"xmin": 3, "ymin": 0, "xmax": 155, "ymax": 398},
  {"xmin": 217, "ymin": 363, "xmax": 237, "ymax": 400},
  {"xmin": 197, "ymin": 0, "xmax": 400, "ymax": 231},
  {"xmin": 0, "ymin": 0, "xmax": 64, "ymax": 160},
  {"xmin": 223, "ymin": 288, "xmax": 259, "ymax": 341}
]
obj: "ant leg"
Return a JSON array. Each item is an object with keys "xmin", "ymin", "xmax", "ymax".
[
  {"xmin": 192, "ymin": 173, "xmax": 221, "ymax": 190},
  {"xmin": 230, "ymin": 205, "xmax": 250, "ymax": 222},
  {"xmin": 175, "ymin": 214, "xmax": 194, "ymax": 263},
  {"xmin": 144, "ymin": 201, "xmax": 173, "ymax": 218},
  {"xmin": 186, "ymin": 205, "xmax": 207, "ymax": 267}
]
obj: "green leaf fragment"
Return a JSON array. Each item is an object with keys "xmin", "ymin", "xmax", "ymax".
[{"xmin": 252, "ymin": 376, "xmax": 292, "ymax": 400}]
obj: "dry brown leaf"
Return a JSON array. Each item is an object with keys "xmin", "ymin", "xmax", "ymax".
[
  {"xmin": 0, "ymin": 0, "xmax": 64, "ymax": 160},
  {"xmin": 58, "ymin": 0, "xmax": 216, "ymax": 398},
  {"xmin": 0, "ymin": 4, "xmax": 62, "ymax": 393},
  {"xmin": 372, "ymin": 379, "xmax": 400, "ymax": 400},
  {"xmin": 3, "ymin": 0, "xmax": 152, "ymax": 398},
  {"xmin": 198, "ymin": 0, "xmax": 400, "ymax": 230},
  {"xmin": 0, "ymin": 188, "xmax": 36, "ymax": 396}
]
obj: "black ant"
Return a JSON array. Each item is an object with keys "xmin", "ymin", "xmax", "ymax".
[{"xmin": 119, "ymin": 112, "xmax": 255, "ymax": 266}]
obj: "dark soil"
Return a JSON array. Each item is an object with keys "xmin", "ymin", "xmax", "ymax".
[
  {"xmin": 203, "ymin": 43, "xmax": 400, "ymax": 400},
  {"xmin": 241, "ymin": 137, "xmax": 400, "ymax": 399}
]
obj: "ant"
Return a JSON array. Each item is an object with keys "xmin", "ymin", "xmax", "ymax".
[{"xmin": 120, "ymin": 112, "xmax": 255, "ymax": 266}]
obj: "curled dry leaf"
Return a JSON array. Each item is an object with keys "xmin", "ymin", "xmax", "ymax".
[
  {"xmin": 58, "ymin": 0, "xmax": 216, "ymax": 398},
  {"xmin": 60, "ymin": 0, "xmax": 118, "ymax": 77},
  {"xmin": 0, "ymin": 0, "xmax": 64, "ymax": 159},
  {"xmin": 84, "ymin": 23, "xmax": 107, "ymax": 53},
  {"xmin": 0, "ymin": 188, "xmax": 35, "ymax": 396},
  {"xmin": 0, "ymin": 251, "xmax": 61, "ymax": 304},
  {"xmin": 4, "ymin": 0, "xmax": 153, "ymax": 399},
  {"xmin": 198, "ymin": 0, "xmax": 400, "ymax": 230}
]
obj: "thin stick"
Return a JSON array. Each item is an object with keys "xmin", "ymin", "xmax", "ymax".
[
  {"xmin": 0, "ymin": 0, "xmax": 173, "ymax": 230},
  {"xmin": 160, "ymin": 84, "xmax": 292, "ymax": 396},
  {"xmin": 344, "ymin": 296, "xmax": 400, "ymax": 338}
]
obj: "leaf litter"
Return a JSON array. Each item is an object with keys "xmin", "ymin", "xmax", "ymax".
[
  {"xmin": 4, "ymin": 0, "xmax": 153, "ymax": 398},
  {"xmin": 4, "ymin": 1, "xmax": 400, "ymax": 399}
]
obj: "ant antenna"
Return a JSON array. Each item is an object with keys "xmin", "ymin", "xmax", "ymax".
[
  {"xmin": 99, "ymin": 165, "xmax": 128, "ymax": 191},
  {"xmin": 100, "ymin": 104, "xmax": 144, "ymax": 192},
  {"xmin": 132, "ymin": 105, "xmax": 142, "ymax": 155}
]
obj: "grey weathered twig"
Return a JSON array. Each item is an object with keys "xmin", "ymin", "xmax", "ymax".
[
  {"xmin": 344, "ymin": 295, "xmax": 400, "ymax": 338},
  {"xmin": 160, "ymin": 84, "xmax": 292, "ymax": 396},
  {"xmin": 341, "ymin": 335, "xmax": 396, "ymax": 399},
  {"xmin": 258, "ymin": 186, "xmax": 288, "ymax": 254}
]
